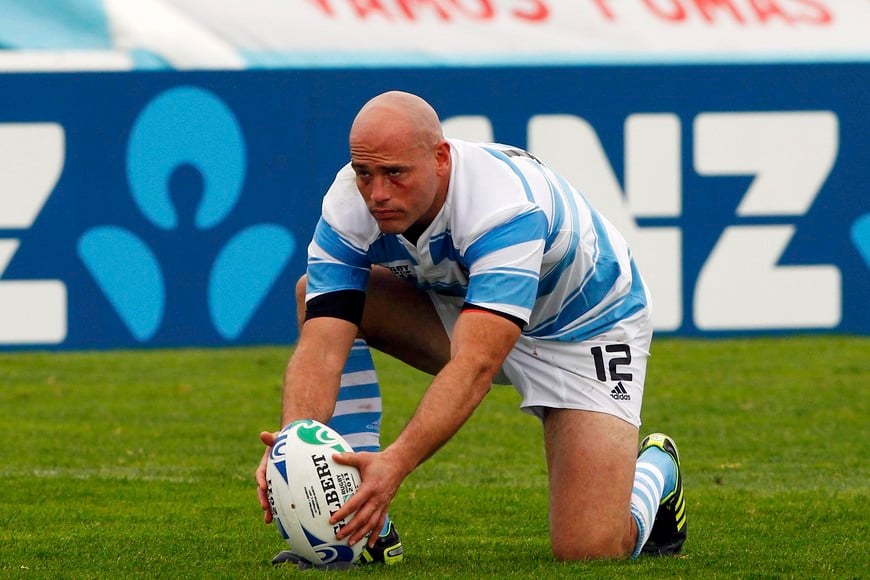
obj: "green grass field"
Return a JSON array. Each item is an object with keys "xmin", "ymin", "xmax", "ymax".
[{"xmin": 1, "ymin": 336, "xmax": 867, "ymax": 578}]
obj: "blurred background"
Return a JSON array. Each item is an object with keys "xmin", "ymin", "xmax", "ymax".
[{"xmin": 1, "ymin": 0, "xmax": 868, "ymax": 350}]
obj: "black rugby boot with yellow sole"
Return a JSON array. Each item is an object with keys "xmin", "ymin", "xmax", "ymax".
[{"xmin": 638, "ymin": 433, "xmax": 687, "ymax": 556}]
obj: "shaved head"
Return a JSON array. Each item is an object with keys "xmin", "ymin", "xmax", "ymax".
[{"xmin": 350, "ymin": 91, "xmax": 444, "ymax": 152}]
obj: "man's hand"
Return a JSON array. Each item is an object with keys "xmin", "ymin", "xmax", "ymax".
[
  {"xmin": 256, "ymin": 430, "xmax": 278, "ymax": 524},
  {"xmin": 329, "ymin": 449, "xmax": 408, "ymax": 548}
]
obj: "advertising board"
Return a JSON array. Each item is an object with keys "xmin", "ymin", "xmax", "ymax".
[{"xmin": 1, "ymin": 64, "xmax": 867, "ymax": 348}]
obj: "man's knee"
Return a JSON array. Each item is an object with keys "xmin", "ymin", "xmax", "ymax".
[
  {"xmin": 295, "ymin": 275, "xmax": 307, "ymax": 304},
  {"xmin": 544, "ymin": 409, "xmax": 639, "ymax": 561},
  {"xmin": 294, "ymin": 275, "xmax": 307, "ymax": 327}
]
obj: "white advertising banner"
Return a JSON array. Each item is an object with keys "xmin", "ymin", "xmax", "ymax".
[
  {"xmin": 172, "ymin": 0, "xmax": 870, "ymax": 63},
  {"xmin": 0, "ymin": 0, "xmax": 869, "ymax": 70}
]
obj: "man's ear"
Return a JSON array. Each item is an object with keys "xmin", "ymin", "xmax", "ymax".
[{"xmin": 435, "ymin": 140, "xmax": 451, "ymax": 175}]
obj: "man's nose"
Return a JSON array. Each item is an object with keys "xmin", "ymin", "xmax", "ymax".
[{"xmin": 370, "ymin": 176, "xmax": 390, "ymax": 202}]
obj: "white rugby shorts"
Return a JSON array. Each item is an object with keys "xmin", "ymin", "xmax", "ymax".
[{"xmin": 429, "ymin": 293, "xmax": 650, "ymax": 427}]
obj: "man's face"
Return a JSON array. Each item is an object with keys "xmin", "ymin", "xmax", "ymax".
[{"xmin": 350, "ymin": 132, "xmax": 449, "ymax": 237}]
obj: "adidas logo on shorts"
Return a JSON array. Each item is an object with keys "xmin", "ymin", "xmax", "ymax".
[{"xmin": 610, "ymin": 382, "xmax": 631, "ymax": 401}]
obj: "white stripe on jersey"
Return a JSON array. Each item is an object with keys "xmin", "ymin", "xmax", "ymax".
[{"xmin": 307, "ymin": 139, "xmax": 648, "ymax": 342}]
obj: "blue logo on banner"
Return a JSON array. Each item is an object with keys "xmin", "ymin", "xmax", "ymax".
[
  {"xmin": 851, "ymin": 214, "xmax": 870, "ymax": 270},
  {"xmin": 77, "ymin": 86, "xmax": 295, "ymax": 342}
]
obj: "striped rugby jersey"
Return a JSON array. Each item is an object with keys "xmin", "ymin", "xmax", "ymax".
[{"xmin": 307, "ymin": 138, "xmax": 650, "ymax": 342}]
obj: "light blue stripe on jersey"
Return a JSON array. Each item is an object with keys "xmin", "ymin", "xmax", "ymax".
[
  {"xmin": 553, "ymin": 258, "xmax": 648, "ymax": 341},
  {"xmin": 526, "ymin": 198, "xmax": 618, "ymax": 337},
  {"xmin": 520, "ymin": 155, "xmax": 574, "ymax": 254},
  {"xmin": 307, "ymin": 259, "xmax": 370, "ymax": 294},
  {"xmin": 536, "ymin": 176, "xmax": 581, "ymax": 296},
  {"xmin": 428, "ymin": 230, "xmax": 462, "ymax": 266},
  {"xmin": 482, "ymin": 147, "xmax": 536, "ymax": 202},
  {"xmin": 313, "ymin": 217, "xmax": 368, "ymax": 262},
  {"xmin": 527, "ymin": 180, "xmax": 647, "ymax": 341},
  {"xmin": 368, "ymin": 234, "xmax": 417, "ymax": 265},
  {"xmin": 308, "ymin": 218, "xmax": 371, "ymax": 293},
  {"xmin": 554, "ymin": 207, "xmax": 621, "ymax": 323},
  {"xmin": 541, "ymin": 170, "xmax": 566, "ymax": 252},
  {"xmin": 423, "ymin": 280, "xmax": 468, "ymax": 297},
  {"xmin": 468, "ymin": 267, "xmax": 539, "ymax": 310},
  {"xmin": 463, "ymin": 210, "xmax": 546, "ymax": 312},
  {"xmin": 464, "ymin": 210, "xmax": 547, "ymax": 265}
]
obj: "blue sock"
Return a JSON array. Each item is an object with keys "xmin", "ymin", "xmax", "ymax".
[
  {"xmin": 327, "ymin": 339, "xmax": 392, "ymax": 537},
  {"xmin": 641, "ymin": 447, "xmax": 677, "ymax": 497},
  {"xmin": 328, "ymin": 339, "xmax": 382, "ymax": 453},
  {"xmin": 629, "ymin": 447, "xmax": 677, "ymax": 558}
]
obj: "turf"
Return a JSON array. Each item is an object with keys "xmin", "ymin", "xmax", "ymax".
[{"xmin": 0, "ymin": 336, "xmax": 867, "ymax": 578}]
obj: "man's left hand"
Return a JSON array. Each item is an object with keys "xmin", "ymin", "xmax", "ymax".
[{"xmin": 329, "ymin": 449, "xmax": 406, "ymax": 548}]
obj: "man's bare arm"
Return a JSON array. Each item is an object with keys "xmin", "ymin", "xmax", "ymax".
[{"xmin": 330, "ymin": 309, "xmax": 521, "ymax": 545}]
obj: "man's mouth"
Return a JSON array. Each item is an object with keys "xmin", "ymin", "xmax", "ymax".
[{"xmin": 372, "ymin": 209, "xmax": 399, "ymax": 219}]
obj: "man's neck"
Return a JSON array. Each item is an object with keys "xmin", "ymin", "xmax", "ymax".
[{"xmin": 402, "ymin": 224, "xmax": 426, "ymax": 245}]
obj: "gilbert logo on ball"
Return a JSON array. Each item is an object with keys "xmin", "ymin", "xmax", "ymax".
[{"xmin": 266, "ymin": 419, "xmax": 364, "ymax": 565}]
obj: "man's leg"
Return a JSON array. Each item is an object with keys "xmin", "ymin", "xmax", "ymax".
[
  {"xmin": 357, "ymin": 266, "xmax": 452, "ymax": 374},
  {"xmin": 542, "ymin": 408, "xmax": 639, "ymax": 559},
  {"xmin": 542, "ymin": 408, "xmax": 685, "ymax": 560}
]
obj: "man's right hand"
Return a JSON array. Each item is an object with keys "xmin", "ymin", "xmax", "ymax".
[{"xmin": 256, "ymin": 430, "xmax": 278, "ymax": 524}]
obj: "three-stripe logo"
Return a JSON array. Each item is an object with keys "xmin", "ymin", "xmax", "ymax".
[{"xmin": 610, "ymin": 382, "xmax": 631, "ymax": 401}]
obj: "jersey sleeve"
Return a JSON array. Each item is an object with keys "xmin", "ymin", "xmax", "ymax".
[
  {"xmin": 306, "ymin": 216, "xmax": 372, "ymax": 300},
  {"xmin": 462, "ymin": 207, "xmax": 548, "ymax": 324}
]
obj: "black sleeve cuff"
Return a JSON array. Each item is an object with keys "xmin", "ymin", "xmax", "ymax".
[
  {"xmin": 461, "ymin": 303, "xmax": 526, "ymax": 330},
  {"xmin": 305, "ymin": 290, "xmax": 366, "ymax": 326}
]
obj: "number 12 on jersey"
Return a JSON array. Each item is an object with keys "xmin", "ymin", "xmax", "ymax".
[{"xmin": 591, "ymin": 344, "xmax": 633, "ymax": 382}]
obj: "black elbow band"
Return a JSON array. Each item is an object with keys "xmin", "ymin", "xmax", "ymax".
[
  {"xmin": 304, "ymin": 290, "xmax": 366, "ymax": 326},
  {"xmin": 461, "ymin": 302, "xmax": 526, "ymax": 330}
]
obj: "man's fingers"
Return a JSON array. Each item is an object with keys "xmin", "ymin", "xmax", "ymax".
[
  {"xmin": 257, "ymin": 480, "xmax": 269, "ymax": 509},
  {"xmin": 332, "ymin": 482, "xmax": 379, "ymax": 542},
  {"xmin": 369, "ymin": 513, "xmax": 387, "ymax": 548},
  {"xmin": 348, "ymin": 507, "xmax": 383, "ymax": 546},
  {"xmin": 256, "ymin": 430, "xmax": 278, "ymax": 525},
  {"xmin": 336, "ymin": 500, "xmax": 378, "ymax": 546},
  {"xmin": 255, "ymin": 455, "xmax": 268, "ymax": 488},
  {"xmin": 329, "ymin": 451, "xmax": 369, "ymax": 525},
  {"xmin": 330, "ymin": 450, "xmax": 401, "ymax": 545},
  {"xmin": 331, "ymin": 451, "xmax": 358, "ymax": 467},
  {"xmin": 257, "ymin": 486, "xmax": 274, "ymax": 523},
  {"xmin": 256, "ymin": 431, "xmax": 278, "ymax": 489},
  {"xmin": 331, "ymin": 483, "xmax": 367, "ymax": 529},
  {"xmin": 330, "ymin": 481, "xmax": 388, "ymax": 546}
]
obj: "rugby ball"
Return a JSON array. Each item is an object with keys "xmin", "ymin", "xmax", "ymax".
[{"xmin": 266, "ymin": 419, "xmax": 365, "ymax": 566}]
